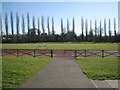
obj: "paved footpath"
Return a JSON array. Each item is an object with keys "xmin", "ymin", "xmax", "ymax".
[{"xmin": 19, "ymin": 58, "xmax": 118, "ymax": 89}]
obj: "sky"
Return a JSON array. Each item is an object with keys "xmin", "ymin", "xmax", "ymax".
[
  {"xmin": 118, "ymin": 1, "xmax": 120, "ymax": 34},
  {"xmin": 2, "ymin": 2, "xmax": 118, "ymax": 36}
]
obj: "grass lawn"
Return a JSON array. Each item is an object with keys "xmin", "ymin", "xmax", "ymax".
[
  {"xmin": 2, "ymin": 42, "xmax": 118, "ymax": 50},
  {"xmin": 75, "ymin": 57, "xmax": 119, "ymax": 80},
  {"xmin": 2, "ymin": 56, "xmax": 51, "ymax": 88}
]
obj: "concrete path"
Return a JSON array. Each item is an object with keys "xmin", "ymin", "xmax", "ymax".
[
  {"xmin": 19, "ymin": 58, "xmax": 118, "ymax": 89},
  {"xmin": 91, "ymin": 80, "xmax": 118, "ymax": 89},
  {"xmin": 19, "ymin": 58, "xmax": 96, "ymax": 88}
]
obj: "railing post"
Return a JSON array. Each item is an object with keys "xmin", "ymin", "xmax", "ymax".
[
  {"xmin": 118, "ymin": 49, "xmax": 120, "ymax": 58},
  {"xmin": 75, "ymin": 50, "xmax": 77, "ymax": 58},
  {"xmin": 64, "ymin": 49, "xmax": 65, "ymax": 56},
  {"xmin": 34, "ymin": 49, "xmax": 36, "ymax": 57},
  {"xmin": 102, "ymin": 50, "xmax": 104, "ymax": 58},
  {"xmin": 2, "ymin": 49, "xmax": 3, "ymax": 56},
  {"xmin": 85, "ymin": 50, "xmax": 86, "ymax": 58},
  {"xmin": 51, "ymin": 50, "xmax": 53, "ymax": 58},
  {"xmin": 17, "ymin": 49, "xmax": 19, "ymax": 57}
]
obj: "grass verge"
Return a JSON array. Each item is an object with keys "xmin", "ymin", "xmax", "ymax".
[
  {"xmin": 2, "ymin": 56, "xmax": 51, "ymax": 88},
  {"xmin": 2, "ymin": 42, "xmax": 118, "ymax": 50},
  {"xmin": 75, "ymin": 57, "xmax": 119, "ymax": 80}
]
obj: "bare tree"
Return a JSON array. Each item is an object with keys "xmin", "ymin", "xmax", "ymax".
[
  {"xmin": 81, "ymin": 17, "xmax": 84, "ymax": 41},
  {"xmin": 5, "ymin": 12, "xmax": 8, "ymax": 42},
  {"xmin": 47, "ymin": 17, "xmax": 50, "ymax": 35},
  {"xmin": 16, "ymin": 12, "xmax": 19, "ymax": 43},
  {"xmin": 104, "ymin": 19, "xmax": 107, "ymax": 42},
  {"xmin": 22, "ymin": 14, "xmax": 25, "ymax": 43},
  {"xmin": 38, "ymin": 17, "xmax": 40, "ymax": 42},
  {"xmin": 85, "ymin": 19, "xmax": 88, "ymax": 42},
  {"xmin": 27, "ymin": 13, "xmax": 30, "ymax": 42}
]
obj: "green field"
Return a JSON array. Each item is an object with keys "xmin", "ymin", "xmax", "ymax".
[
  {"xmin": 75, "ymin": 57, "xmax": 119, "ymax": 80},
  {"xmin": 2, "ymin": 42, "xmax": 118, "ymax": 50},
  {"xmin": 2, "ymin": 42, "xmax": 119, "ymax": 88},
  {"xmin": 2, "ymin": 56, "xmax": 51, "ymax": 88}
]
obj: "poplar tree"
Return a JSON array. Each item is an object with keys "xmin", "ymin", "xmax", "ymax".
[
  {"xmin": 16, "ymin": 12, "xmax": 19, "ymax": 43},
  {"xmin": 41, "ymin": 16, "xmax": 45, "ymax": 41},
  {"xmin": 114, "ymin": 18, "xmax": 117, "ymax": 42},
  {"xmin": 72, "ymin": 17, "xmax": 75, "ymax": 41},
  {"xmin": 81, "ymin": 17, "xmax": 84, "ymax": 41},
  {"xmin": 85, "ymin": 19, "xmax": 88, "ymax": 42},
  {"xmin": 60, "ymin": 18, "xmax": 64, "ymax": 42},
  {"xmin": 11, "ymin": 11, "xmax": 14, "ymax": 43},
  {"xmin": 38, "ymin": 17, "xmax": 40, "ymax": 42},
  {"xmin": 5, "ymin": 12, "xmax": 8, "ymax": 42},
  {"xmin": 47, "ymin": 17, "xmax": 50, "ymax": 35},
  {"xmin": 51, "ymin": 17, "xmax": 55, "ymax": 41},
  {"xmin": 52, "ymin": 17, "xmax": 55, "ymax": 36},
  {"xmin": 0, "ymin": 12, "xmax": 2, "ymax": 43},
  {"xmin": 22, "ymin": 14, "xmax": 25, "ymax": 43},
  {"xmin": 99, "ymin": 21, "xmax": 102, "ymax": 42},
  {"xmin": 108, "ymin": 19, "xmax": 111, "ymax": 42},
  {"xmin": 95, "ymin": 19, "xmax": 97, "ymax": 42},
  {"xmin": 72, "ymin": 17, "xmax": 75, "ymax": 34},
  {"xmin": 61, "ymin": 18, "xmax": 64, "ymax": 36},
  {"xmin": 66, "ymin": 18, "xmax": 70, "ymax": 41},
  {"xmin": 41, "ymin": 16, "xmax": 45, "ymax": 35},
  {"xmin": 67, "ymin": 19, "xmax": 70, "ymax": 34},
  {"xmin": 33, "ymin": 16, "xmax": 36, "ymax": 42},
  {"xmin": 89, "ymin": 20, "xmax": 93, "ymax": 41},
  {"xmin": 27, "ymin": 13, "xmax": 30, "ymax": 42},
  {"xmin": 104, "ymin": 19, "xmax": 107, "ymax": 42}
]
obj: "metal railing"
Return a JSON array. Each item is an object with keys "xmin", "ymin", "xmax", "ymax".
[
  {"xmin": 64, "ymin": 49, "xmax": 119, "ymax": 58},
  {"xmin": 1, "ymin": 49, "xmax": 119, "ymax": 58},
  {"xmin": 1, "ymin": 49, "xmax": 53, "ymax": 58}
]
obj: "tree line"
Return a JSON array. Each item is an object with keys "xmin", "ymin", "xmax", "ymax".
[{"xmin": 0, "ymin": 11, "xmax": 120, "ymax": 43}]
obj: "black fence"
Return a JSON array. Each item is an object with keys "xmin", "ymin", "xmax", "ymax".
[
  {"xmin": 64, "ymin": 49, "xmax": 119, "ymax": 58},
  {"xmin": 1, "ymin": 49, "xmax": 53, "ymax": 58},
  {"xmin": 0, "ymin": 49, "xmax": 119, "ymax": 58}
]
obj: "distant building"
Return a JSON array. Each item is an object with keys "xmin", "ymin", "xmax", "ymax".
[{"xmin": 29, "ymin": 28, "xmax": 38, "ymax": 35}]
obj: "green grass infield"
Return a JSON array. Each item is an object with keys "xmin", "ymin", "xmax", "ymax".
[
  {"xmin": 75, "ymin": 57, "xmax": 119, "ymax": 80},
  {"xmin": 2, "ymin": 56, "xmax": 52, "ymax": 88}
]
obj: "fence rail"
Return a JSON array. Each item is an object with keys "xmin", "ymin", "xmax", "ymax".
[
  {"xmin": 64, "ymin": 49, "xmax": 120, "ymax": 58},
  {"xmin": 0, "ymin": 49, "xmax": 119, "ymax": 58},
  {"xmin": 1, "ymin": 49, "xmax": 53, "ymax": 58}
]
